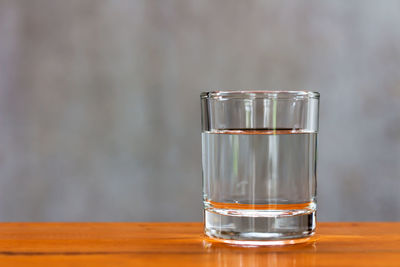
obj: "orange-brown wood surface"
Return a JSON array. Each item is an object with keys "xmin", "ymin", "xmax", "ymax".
[{"xmin": 0, "ymin": 222, "xmax": 399, "ymax": 266}]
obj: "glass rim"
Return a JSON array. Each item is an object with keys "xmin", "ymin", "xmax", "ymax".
[{"xmin": 200, "ymin": 90, "xmax": 320, "ymax": 100}]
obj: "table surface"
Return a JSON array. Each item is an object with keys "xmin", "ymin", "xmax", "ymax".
[{"xmin": 0, "ymin": 222, "xmax": 399, "ymax": 266}]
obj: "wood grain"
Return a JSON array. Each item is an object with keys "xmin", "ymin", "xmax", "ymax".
[{"xmin": 0, "ymin": 222, "xmax": 399, "ymax": 266}]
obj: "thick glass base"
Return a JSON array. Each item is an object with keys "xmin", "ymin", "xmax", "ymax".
[{"xmin": 204, "ymin": 206, "xmax": 315, "ymax": 245}]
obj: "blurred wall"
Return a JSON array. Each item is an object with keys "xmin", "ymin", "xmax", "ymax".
[{"xmin": 0, "ymin": 0, "xmax": 399, "ymax": 221}]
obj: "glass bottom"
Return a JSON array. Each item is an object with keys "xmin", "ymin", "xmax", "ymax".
[{"xmin": 204, "ymin": 205, "xmax": 316, "ymax": 245}]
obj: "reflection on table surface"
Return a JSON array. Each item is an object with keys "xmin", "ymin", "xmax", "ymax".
[{"xmin": 202, "ymin": 238, "xmax": 317, "ymax": 267}]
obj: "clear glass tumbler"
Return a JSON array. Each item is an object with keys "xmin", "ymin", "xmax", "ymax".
[{"xmin": 201, "ymin": 91, "xmax": 320, "ymax": 245}]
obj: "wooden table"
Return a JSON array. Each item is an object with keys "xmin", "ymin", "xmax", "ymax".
[{"xmin": 0, "ymin": 222, "xmax": 399, "ymax": 266}]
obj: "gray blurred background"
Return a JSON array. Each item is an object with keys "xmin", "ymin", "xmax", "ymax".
[{"xmin": 0, "ymin": 0, "xmax": 399, "ymax": 221}]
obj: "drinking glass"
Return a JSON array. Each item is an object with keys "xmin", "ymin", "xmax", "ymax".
[{"xmin": 201, "ymin": 91, "xmax": 320, "ymax": 245}]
